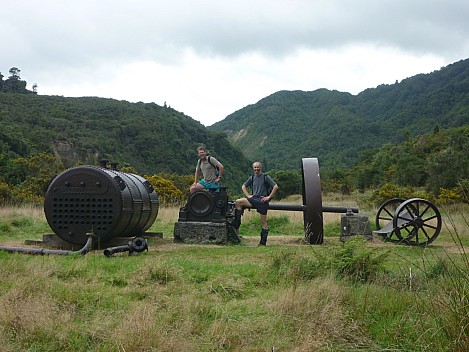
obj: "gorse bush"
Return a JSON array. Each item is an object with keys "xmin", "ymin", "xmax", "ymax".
[
  {"xmin": 438, "ymin": 187, "xmax": 466, "ymax": 204},
  {"xmin": 0, "ymin": 180, "xmax": 11, "ymax": 203},
  {"xmin": 0, "ymin": 153, "xmax": 65, "ymax": 206},
  {"xmin": 369, "ymin": 182, "xmax": 468, "ymax": 207},
  {"xmin": 144, "ymin": 174, "xmax": 185, "ymax": 206},
  {"xmin": 369, "ymin": 183, "xmax": 431, "ymax": 206}
]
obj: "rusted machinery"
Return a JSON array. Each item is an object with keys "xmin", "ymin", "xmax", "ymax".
[
  {"xmin": 266, "ymin": 158, "xmax": 358, "ymax": 244},
  {"xmin": 44, "ymin": 162, "xmax": 160, "ymax": 246},
  {"xmin": 1, "ymin": 162, "xmax": 160, "ymax": 256},
  {"xmin": 0, "ymin": 162, "xmax": 159, "ymax": 256},
  {"xmin": 176, "ymin": 158, "xmax": 358, "ymax": 245},
  {"xmin": 374, "ymin": 198, "xmax": 442, "ymax": 246},
  {"xmin": 178, "ymin": 187, "xmax": 229, "ymax": 223},
  {"xmin": 103, "ymin": 236, "xmax": 148, "ymax": 257},
  {"xmin": 175, "ymin": 187, "xmax": 239, "ymax": 244},
  {"xmin": 6, "ymin": 156, "xmax": 443, "ymax": 254}
]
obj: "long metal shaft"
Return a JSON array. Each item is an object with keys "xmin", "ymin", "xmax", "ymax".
[
  {"xmin": 268, "ymin": 203, "xmax": 358, "ymax": 213},
  {"xmin": 0, "ymin": 234, "xmax": 94, "ymax": 255}
]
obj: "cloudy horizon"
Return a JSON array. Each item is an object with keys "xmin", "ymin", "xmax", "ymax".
[{"xmin": 2, "ymin": 0, "xmax": 468, "ymax": 125}]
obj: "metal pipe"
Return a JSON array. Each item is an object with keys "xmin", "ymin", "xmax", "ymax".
[
  {"xmin": 268, "ymin": 204, "xmax": 305, "ymax": 211},
  {"xmin": 103, "ymin": 245, "xmax": 131, "ymax": 257},
  {"xmin": 0, "ymin": 233, "xmax": 94, "ymax": 255},
  {"xmin": 322, "ymin": 206, "xmax": 359, "ymax": 214},
  {"xmin": 103, "ymin": 237, "xmax": 148, "ymax": 257},
  {"xmin": 268, "ymin": 203, "xmax": 358, "ymax": 213}
]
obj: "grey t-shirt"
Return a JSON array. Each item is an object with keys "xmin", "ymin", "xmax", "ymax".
[
  {"xmin": 197, "ymin": 156, "xmax": 219, "ymax": 183},
  {"xmin": 245, "ymin": 173, "xmax": 276, "ymax": 197}
]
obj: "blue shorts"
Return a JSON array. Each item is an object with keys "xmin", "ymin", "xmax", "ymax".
[{"xmin": 198, "ymin": 179, "xmax": 220, "ymax": 190}]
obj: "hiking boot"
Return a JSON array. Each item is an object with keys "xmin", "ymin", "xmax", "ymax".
[
  {"xmin": 258, "ymin": 228, "xmax": 268, "ymax": 246},
  {"xmin": 231, "ymin": 209, "xmax": 244, "ymax": 229}
]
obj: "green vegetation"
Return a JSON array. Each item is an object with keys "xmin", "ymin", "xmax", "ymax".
[
  {"xmin": 0, "ymin": 73, "xmax": 251, "ymax": 194},
  {"xmin": 3, "ymin": 127, "xmax": 466, "ymax": 207},
  {"xmin": 0, "ymin": 152, "xmax": 194, "ymax": 207},
  {"xmin": 210, "ymin": 58, "xmax": 469, "ymax": 170},
  {"xmin": 0, "ymin": 200, "xmax": 468, "ymax": 351},
  {"xmin": 349, "ymin": 126, "xmax": 469, "ymax": 193},
  {"xmin": 1, "ymin": 58, "xmax": 468, "ymax": 351},
  {"xmin": 0, "ymin": 67, "xmax": 35, "ymax": 94},
  {"xmin": 2, "ymin": 62, "xmax": 469, "ymax": 204}
]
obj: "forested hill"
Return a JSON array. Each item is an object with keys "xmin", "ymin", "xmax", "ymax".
[
  {"xmin": 2, "ymin": 57, "xmax": 469, "ymax": 191},
  {"xmin": 0, "ymin": 93, "xmax": 251, "ymax": 190},
  {"xmin": 209, "ymin": 58, "xmax": 469, "ymax": 170}
]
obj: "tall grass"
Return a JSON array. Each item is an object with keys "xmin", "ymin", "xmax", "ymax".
[
  {"xmin": 0, "ymin": 195, "xmax": 468, "ymax": 351},
  {"xmin": 417, "ymin": 204, "xmax": 469, "ymax": 351}
]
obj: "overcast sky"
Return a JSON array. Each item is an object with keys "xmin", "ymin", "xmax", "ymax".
[{"xmin": 2, "ymin": 1, "xmax": 469, "ymax": 126}]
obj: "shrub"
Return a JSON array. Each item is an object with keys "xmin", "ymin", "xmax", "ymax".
[
  {"xmin": 145, "ymin": 174, "xmax": 185, "ymax": 206},
  {"xmin": 331, "ymin": 240, "xmax": 388, "ymax": 282},
  {"xmin": 370, "ymin": 183, "xmax": 433, "ymax": 207},
  {"xmin": 437, "ymin": 187, "xmax": 465, "ymax": 205},
  {"xmin": 0, "ymin": 180, "xmax": 12, "ymax": 205}
]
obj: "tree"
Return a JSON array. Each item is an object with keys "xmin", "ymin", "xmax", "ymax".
[
  {"xmin": 1, "ymin": 67, "xmax": 30, "ymax": 93},
  {"xmin": 8, "ymin": 67, "xmax": 21, "ymax": 80}
]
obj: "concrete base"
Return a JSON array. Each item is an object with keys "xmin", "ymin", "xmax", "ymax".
[
  {"xmin": 174, "ymin": 221, "xmax": 228, "ymax": 244},
  {"xmin": 340, "ymin": 214, "xmax": 372, "ymax": 241}
]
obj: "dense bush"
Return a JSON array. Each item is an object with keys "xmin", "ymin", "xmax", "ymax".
[
  {"xmin": 348, "ymin": 126, "xmax": 469, "ymax": 200},
  {"xmin": 0, "ymin": 153, "xmax": 193, "ymax": 207}
]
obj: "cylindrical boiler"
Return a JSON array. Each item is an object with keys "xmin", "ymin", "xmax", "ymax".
[{"xmin": 44, "ymin": 166, "xmax": 159, "ymax": 245}]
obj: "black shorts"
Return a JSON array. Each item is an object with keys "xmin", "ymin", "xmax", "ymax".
[{"xmin": 247, "ymin": 196, "xmax": 269, "ymax": 215}]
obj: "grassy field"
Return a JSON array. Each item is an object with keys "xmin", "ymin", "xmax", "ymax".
[{"xmin": 0, "ymin": 195, "xmax": 468, "ymax": 351}]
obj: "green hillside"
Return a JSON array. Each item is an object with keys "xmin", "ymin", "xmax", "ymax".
[
  {"xmin": 347, "ymin": 125, "xmax": 469, "ymax": 194},
  {"xmin": 209, "ymin": 58, "xmax": 469, "ymax": 170},
  {"xmin": 0, "ymin": 92, "xmax": 251, "ymax": 192},
  {"xmin": 1, "ymin": 58, "xmax": 469, "ymax": 198}
]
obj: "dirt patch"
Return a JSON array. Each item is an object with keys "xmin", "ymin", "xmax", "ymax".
[{"xmin": 1, "ymin": 235, "xmax": 467, "ymax": 254}]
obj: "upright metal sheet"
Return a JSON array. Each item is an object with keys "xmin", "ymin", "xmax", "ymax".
[{"xmin": 301, "ymin": 158, "xmax": 324, "ymax": 244}]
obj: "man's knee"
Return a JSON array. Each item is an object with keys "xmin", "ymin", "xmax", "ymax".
[
  {"xmin": 235, "ymin": 198, "xmax": 250, "ymax": 209},
  {"xmin": 190, "ymin": 183, "xmax": 203, "ymax": 193}
]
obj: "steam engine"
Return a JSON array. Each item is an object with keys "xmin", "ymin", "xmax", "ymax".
[{"xmin": 177, "ymin": 187, "xmax": 232, "ymax": 223}]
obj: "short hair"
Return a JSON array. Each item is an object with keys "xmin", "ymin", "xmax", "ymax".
[
  {"xmin": 197, "ymin": 146, "xmax": 207, "ymax": 152},
  {"xmin": 252, "ymin": 161, "xmax": 262, "ymax": 168}
]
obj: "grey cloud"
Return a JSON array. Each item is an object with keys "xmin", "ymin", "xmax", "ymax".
[{"xmin": 2, "ymin": 0, "xmax": 468, "ymax": 73}]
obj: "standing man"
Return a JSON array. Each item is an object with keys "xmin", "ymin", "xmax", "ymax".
[
  {"xmin": 190, "ymin": 146, "xmax": 224, "ymax": 193},
  {"xmin": 232, "ymin": 161, "xmax": 279, "ymax": 246}
]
